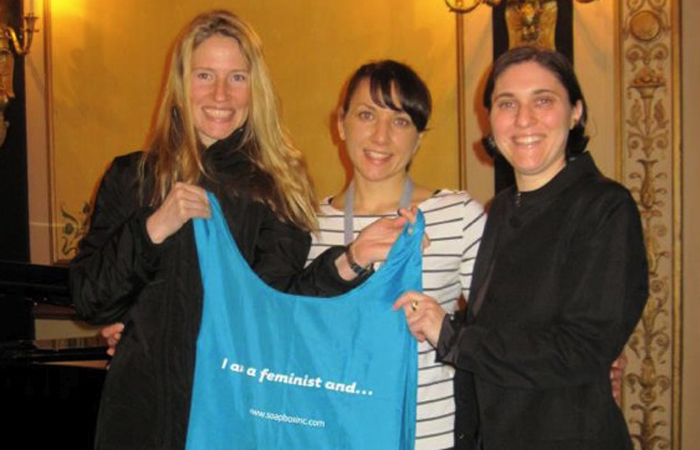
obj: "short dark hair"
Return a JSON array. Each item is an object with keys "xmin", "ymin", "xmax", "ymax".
[
  {"xmin": 341, "ymin": 60, "xmax": 432, "ymax": 132},
  {"xmin": 482, "ymin": 46, "xmax": 589, "ymax": 157}
]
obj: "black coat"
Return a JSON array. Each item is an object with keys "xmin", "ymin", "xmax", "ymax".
[
  {"xmin": 70, "ymin": 131, "xmax": 357, "ymax": 449},
  {"xmin": 437, "ymin": 152, "xmax": 648, "ymax": 450}
]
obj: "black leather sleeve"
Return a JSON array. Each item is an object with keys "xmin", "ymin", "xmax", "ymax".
[
  {"xmin": 251, "ymin": 203, "xmax": 365, "ymax": 297},
  {"xmin": 69, "ymin": 153, "xmax": 161, "ymax": 324}
]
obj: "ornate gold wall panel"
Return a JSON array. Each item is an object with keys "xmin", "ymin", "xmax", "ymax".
[{"xmin": 618, "ymin": 1, "xmax": 682, "ymax": 449}]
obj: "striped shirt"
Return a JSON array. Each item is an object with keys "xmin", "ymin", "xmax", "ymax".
[{"xmin": 308, "ymin": 190, "xmax": 485, "ymax": 450}]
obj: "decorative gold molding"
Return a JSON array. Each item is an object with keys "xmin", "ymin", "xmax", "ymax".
[
  {"xmin": 618, "ymin": 0, "xmax": 682, "ymax": 449},
  {"xmin": 58, "ymin": 202, "xmax": 91, "ymax": 259}
]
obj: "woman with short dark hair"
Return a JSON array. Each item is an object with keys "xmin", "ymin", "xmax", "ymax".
[{"xmin": 310, "ymin": 60, "xmax": 486, "ymax": 449}]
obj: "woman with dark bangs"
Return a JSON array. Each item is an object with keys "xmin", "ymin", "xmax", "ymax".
[{"xmin": 309, "ymin": 60, "xmax": 486, "ymax": 449}]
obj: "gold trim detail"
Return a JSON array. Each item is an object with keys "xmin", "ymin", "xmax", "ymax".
[
  {"xmin": 619, "ymin": 0, "xmax": 681, "ymax": 449},
  {"xmin": 58, "ymin": 202, "xmax": 91, "ymax": 259}
]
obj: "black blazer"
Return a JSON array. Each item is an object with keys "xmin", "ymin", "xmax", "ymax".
[{"xmin": 438, "ymin": 152, "xmax": 648, "ymax": 450}]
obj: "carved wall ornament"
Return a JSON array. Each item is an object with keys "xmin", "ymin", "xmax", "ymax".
[
  {"xmin": 629, "ymin": 10, "xmax": 664, "ymax": 41},
  {"xmin": 505, "ymin": 0, "xmax": 558, "ymax": 49},
  {"xmin": 618, "ymin": 0, "xmax": 681, "ymax": 448},
  {"xmin": 500, "ymin": 0, "xmax": 599, "ymax": 53}
]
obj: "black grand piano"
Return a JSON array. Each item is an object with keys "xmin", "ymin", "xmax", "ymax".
[{"xmin": 0, "ymin": 261, "xmax": 107, "ymax": 448}]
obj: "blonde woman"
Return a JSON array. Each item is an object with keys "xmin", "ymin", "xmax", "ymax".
[{"xmin": 70, "ymin": 10, "xmax": 406, "ymax": 448}]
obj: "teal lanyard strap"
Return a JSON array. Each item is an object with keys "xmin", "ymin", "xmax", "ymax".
[{"xmin": 343, "ymin": 178, "xmax": 414, "ymax": 245}]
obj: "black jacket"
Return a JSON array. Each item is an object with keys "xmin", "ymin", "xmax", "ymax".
[
  {"xmin": 70, "ymin": 131, "xmax": 357, "ymax": 449},
  {"xmin": 438, "ymin": 152, "xmax": 648, "ymax": 450}
]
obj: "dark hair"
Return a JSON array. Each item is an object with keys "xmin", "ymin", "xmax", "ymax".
[
  {"xmin": 482, "ymin": 46, "xmax": 589, "ymax": 157},
  {"xmin": 341, "ymin": 60, "xmax": 432, "ymax": 132}
]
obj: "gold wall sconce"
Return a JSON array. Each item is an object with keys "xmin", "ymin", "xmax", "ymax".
[{"xmin": 0, "ymin": 11, "xmax": 39, "ymax": 146}]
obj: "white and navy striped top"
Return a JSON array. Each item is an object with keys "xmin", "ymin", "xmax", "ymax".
[{"xmin": 308, "ymin": 190, "xmax": 485, "ymax": 450}]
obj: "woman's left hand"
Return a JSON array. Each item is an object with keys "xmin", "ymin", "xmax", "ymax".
[{"xmin": 393, "ymin": 291, "xmax": 446, "ymax": 347}]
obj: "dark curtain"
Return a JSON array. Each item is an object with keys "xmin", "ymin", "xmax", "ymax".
[{"xmin": 0, "ymin": 0, "xmax": 29, "ymax": 262}]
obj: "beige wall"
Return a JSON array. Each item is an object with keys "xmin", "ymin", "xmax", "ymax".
[{"xmin": 24, "ymin": 0, "xmax": 699, "ymax": 447}]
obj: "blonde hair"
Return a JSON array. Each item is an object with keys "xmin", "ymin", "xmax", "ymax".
[{"xmin": 142, "ymin": 10, "xmax": 317, "ymax": 230}]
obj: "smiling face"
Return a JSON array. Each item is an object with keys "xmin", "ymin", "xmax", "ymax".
[
  {"xmin": 489, "ymin": 60, "xmax": 583, "ymax": 191},
  {"xmin": 189, "ymin": 35, "xmax": 250, "ymax": 147},
  {"xmin": 338, "ymin": 78, "xmax": 422, "ymax": 186}
]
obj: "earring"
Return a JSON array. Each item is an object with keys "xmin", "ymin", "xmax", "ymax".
[{"xmin": 481, "ymin": 134, "xmax": 498, "ymax": 158}]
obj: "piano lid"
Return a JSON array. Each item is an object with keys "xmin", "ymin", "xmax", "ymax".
[{"xmin": 0, "ymin": 260, "xmax": 70, "ymax": 306}]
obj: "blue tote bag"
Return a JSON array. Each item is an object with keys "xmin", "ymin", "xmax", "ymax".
[{"xmin": 186, "ymin": 193, "xmax": 421, "ymax": 450}]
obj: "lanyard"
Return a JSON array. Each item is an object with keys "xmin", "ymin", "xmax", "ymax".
[{"xmin": 343, "ymin": 178, "xmax": 414, "ymax": 245}]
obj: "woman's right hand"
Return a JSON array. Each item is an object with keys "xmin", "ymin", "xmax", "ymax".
[
  {"xmin": 146, "ymin": 183, "xmax": 211, "ymax": 244},
  {"xmin": 335, "ymin": 207, "xmax": 429, "ymax": 281},
  {"xmin": 393, "ymin": 292, "xmax": 445, "ymax": 347},
  {"xmin": 351, "ymin": 206, "xmax": 429, "ymax": 267}
]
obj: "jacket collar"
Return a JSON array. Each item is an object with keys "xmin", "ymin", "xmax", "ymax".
[
  {"xmin": 202, "ymin": 126, "xmax": 249, "ymax": 175},
  {"xmin": 511, "ymin": 151, "xmax": 598, "ymax": 208}
]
